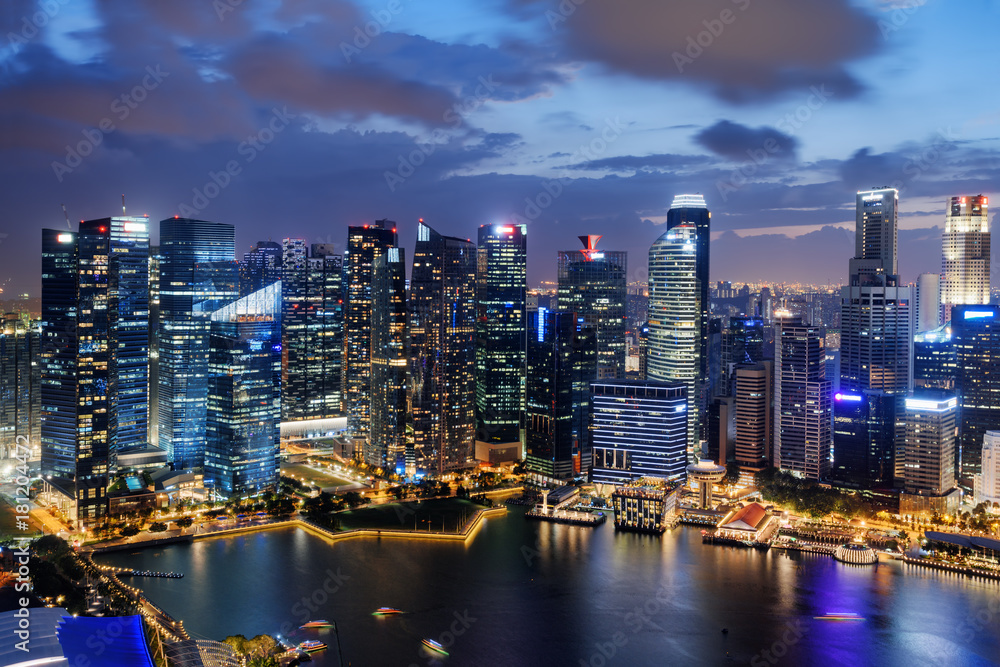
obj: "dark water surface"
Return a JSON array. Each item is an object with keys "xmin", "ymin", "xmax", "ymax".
[{"xmin": 96, "ymin": 508, "xmax": 1000, "ymax": 666}]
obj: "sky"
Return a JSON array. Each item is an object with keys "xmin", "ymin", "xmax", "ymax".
[{"xmin": 1, "ymin": 0, "xmax": 999, "ymax": 297}]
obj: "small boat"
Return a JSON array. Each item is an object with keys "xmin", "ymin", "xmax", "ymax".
[
  {"xmin": 421, "ymin": 638, "xmax": 449, "ymax": 656},
  {"xmin": 299, "ymin": 639, "xmax": 327, "ymax": 652},
  {"xmin": 372, "ymin": 607, "xmax": 404, "ymax": 616},
  {"xmin": 300, "ymin": 620, "xmax": 333, "ymax": 629},
  {"xmin": 814, "ymin": 612, "xmax": 865, "ymax": 621}
]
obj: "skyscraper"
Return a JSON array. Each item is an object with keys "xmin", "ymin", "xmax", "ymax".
[
  {"xmin": 1, "ymin": 313, "xmax": 40, "ymax": 461},
  {"xmin": 158, "ymin": 218, "xmax": 237, "ymax": 470},
  {"xmin": 952, "ymin": 304, "xmax": 1000, "ymax": 485},
  {"xmin": 941, "ymin": 195, "xmax": 990, "ymax": 321},
  {"xmin": 343, "ymin": 221, "xmax": 397, "ymax": 438},
  {"xmin": 368, "ymin": 247, "xmax": 409, "ymax": 474},
  {"xmin": 282, "ymin": 241, "xmax": 344, "ymax": 421},
  {"xmin": 915, "ymin": 272, "xmax": 941, "ymax": 334},
  {"xmin": 774, "ymin": 315, "xmax": 832, "ymax": 480},
  {"xmin": 836, "ymin": 187, "xmax": 911, "ymax": 489},
  {"xmin": 720, "ymin": 316, "xmax": 765, "ymax": 397},
  {"xmin": 648, "ymin": 213, "xmax": 701, "ymax": 450},
  {"xmin": 525, "ymin": 309, "xmax": 597, "ymax": 481},
  {"xmin": 591, "ymin": 379, "xmax": 688, "ymax": 484},
  {"xmin": 410, "ymin": 222, "xmax": 476, "ymax": 475},
  {"xmin": 239, "ymin": 240, "xmax": 282, "ymax": 298},
  {"xmin": 475, "ymin": 224, "xmax": 527, "ymax": 449},
  {"xmin": 557, "ymin": 235, "xmax": 627, "ymax": 379},
  {"xmin": 978, "ymin": 431, "xmax": 1000, "ymax": 508},
  {"xmin": 40, "ymin": 216, "xmax": 150, "ymax": 527},
  {"xmin": 734, "ymin": 361, "xmax": 772, "ymax": 477},
  {"xmin": 901, "ymin": 392, "xmax": 959, "ymax": 513},
  {"xmin": 206, "ymin": 282, "xmax": 281, "ymax": 498}
]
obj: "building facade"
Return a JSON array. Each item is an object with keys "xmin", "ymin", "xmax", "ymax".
[
  {"xmin": 734, "ymin": 361, "xmax": 772, "ymax": 475},
  {"xmin": 591, "ymin": 380, "xmax": 688, "ymax": 484},
  {"xmin": 158, "ymin": 218, "xmax": 237, "ymax": 470},
  {"xmin": 902, "ymin": 392, "xmax": 958, "ymax": 496},
  {"xmin": 557, "ymin": 235, "xmax": 627, "ymax": 379},
  {"xmin": 238, "ymin": 240, "xmax": 281, "ymax": 298},
  {"xmin": 774, "ymin": 315, "xmax": 832, "ymax": 480},
  {"xmin": 409, "ymin": 222, "xmax": 477, "ymax": 475},
  {"xmin": 952, "ymin": 305, "xmax": 1000, "ymax": 484},
  {"xmin": 941, "ymin": 195, "xmax": 990, "ymax": 321},
  {"xmin": 0, "ymin": 313, "xmax": 40, "ymax": 460},
  {"xmin": 475, "ymin": 224, "xmax": 527, "ymax": 448}
]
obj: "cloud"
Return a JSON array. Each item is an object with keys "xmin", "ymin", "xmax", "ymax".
[
  {"xmin": 566, "ymin": 153, "xmax": 716, "ymax": 172},
  {"xmin": 509, "ymin": 0, "xmax": 880, "ymax": 103},
  {"xmin": 695, "ymin": 120, "xmax": 798, "ymax": 161}
]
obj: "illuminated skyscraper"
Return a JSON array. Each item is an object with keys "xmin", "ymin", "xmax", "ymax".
[
  {"xmin": 941, "ymin": 195, "xmax": 990, "ymax": 321},
  {"xmin": 734, "ymin": 362, "xmax": 772, "ymax": 477},
  {"xmin": 410, "ymin": 222, "xmax": 476, "ymax": 475},
  {"xmin": 648, "ymin": 215, "xmax": 701, "ymax": 450},
  {"xmin": 557, "ymin": 235, "xmax": 627, "ymax": 379},
  {"xmin": 40, "ymin": 216, "xmax": 151, "ymax": 526},
  {"xmin": 525, "ymin": 309, "xmax": 597, "ymax": 481},
  {"xmin": 343, "ymin": 221, "xmax": 397, "ymax": 438},
  {"xmin": 0, "ymin": 313, "xmax": 40, "ymax": 460},
  {"xmin": 774, "ymin": 315, "xmax": 832, "ymax": 480},
  {"xmin": 282, "ymin": 241, "xmax": 343, "ymax": 421},
  {"xmin": 720, "ymin": 316, "xmax": 764, "ymax": 397},
  {"xmin": 238, "ymin": 240, "xmax": 282, "ymax": 298},
  {"xmin": 902, "ymin": 392, "xmax": 958, "ymax": 511},
  {"xmin": 475, "ymin": 224, "xmax": 527, "ymax": 449},
  {"xmin": 915, "ymin": 272, "xmax": 941, "ymax": 334},
  {"xmin": 206, "ymin": 282, "xmax": 281, "ymax": 497},
  {"xmin": 158, "ymin": 218, "xmax": 237, "ymax": 470},
  {"xmin": 368, "ymin": 248, "xmax": 409, "ymax": 473},
  {"xmin": 952, "ymin": 305, "xmax": 1000, "ymax": 485}
]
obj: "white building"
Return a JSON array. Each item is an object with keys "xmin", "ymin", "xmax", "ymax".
[
  {"xmin": 941, "ymin": 195, "xmax": 990, "ymax": 321},
  {"xmin": 976, "ymin": 431, "xmax": 1000, "ymax": 510}
]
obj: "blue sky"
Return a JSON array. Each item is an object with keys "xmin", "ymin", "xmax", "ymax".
[{"xmin": 1, "ymin": 0, "xmax": 998, "ymax": 295}]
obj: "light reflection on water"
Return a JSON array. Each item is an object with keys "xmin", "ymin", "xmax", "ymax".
[{"xmin": 95, "ymin": 507, "xmax": 1000, "ymax": 666}]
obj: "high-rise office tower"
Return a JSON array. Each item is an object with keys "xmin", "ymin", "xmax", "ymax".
[
  {"xmin": 239, "ymin": 240, "xmax": 282, "ymax": 298},
  {"xmin": 941, "ymin": 195, "xmax": 990, "ymax": 321},
  {"xmin": 721, "ymin": 317, "xmax": 765, "ymax": 397},
  {"xmin": 591, "ymin": 379, "xmax": 688, "ymax": 484},
  {"xmin": 913, "ymin": 322, "xmax": 955, "ymax": 391},
  {"xmin": 206, "ymin": 282, "xmax": 281, "ymax": 498},
  {"xmin": 158, "ymin": 218, "xmax": 237, "ymax": 470},
  {"xmin": 281, "ymin": 241, "xmax": 344, "ymax": 421},
  {"xmin": 148, "ymin": 247, "xmax": 161, "ymax": 448},
  {"xmin": 915, "ymin": 272, "xmax": 941, "ymax": 334},
  {"xmin": 774, "ymin": 315, "xmax": 832, "ymax": 480},
  {"xmin": 525, "ymin": 309, "xmax": 597, "ymax": 481},
  {"xmin": 475, "ymin": 224, "xmax": 527, "ymax": 449},
  {"xmin": 648, "ymin": 212, "xmax": 702, "ymax": 450},
  {"xmin": 977, "ymin": 431, "xmax": 1000, "ymax": 507},
  {"xmin": 836, "ymin": 187, "xmax": 911, "ymax": 488},
  {"xmin": 557, "ymin": 235, "xmax": 627, "ymax": 379},
  {"xmin": 1, "ymin": 313, "xmax": 40, "ymax": 460},
  {"xmin": 40, "ymin": 216, "xmax": 150, "ymax": 527},
  {"xmin": 368, "ymin": 247, "xmax": 409, "ymax": 474},
  {"xmin": 343, "ymin": 221, "xmax": 397, "ymax": 438},
  {"xmin": 902, "ymin": 392, "xmax": 958, "ymax": 505},
  {"xmin": 410, "ymin": 222, "xmax": 476, "ymax": 475},
  {"xmin": 734, "ymin": 361, "xmax": 772, "ymax": 477},
  {"xmin": 952, "ymin": 305, "xmax": 1000, "ymax": 485}
]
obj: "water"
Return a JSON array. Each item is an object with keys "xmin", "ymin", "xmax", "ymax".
[{"xmin": 96, "ymin": 507, "xmax": 1000, "ymax": 666}]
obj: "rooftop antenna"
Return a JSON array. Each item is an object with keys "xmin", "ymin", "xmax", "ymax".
[
  {"xmin": 61, "ymin": 204, "xmax": 71, "ymax": 230},
  {"xmin": 122, "ymin": 194, "xmax": 126, "ymax": 216}
]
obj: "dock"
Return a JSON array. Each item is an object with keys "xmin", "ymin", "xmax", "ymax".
[{"xmin": 525, "ymin": 509, "xmax": 606, "ymax": 526}]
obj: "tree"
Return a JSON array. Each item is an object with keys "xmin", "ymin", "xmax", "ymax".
[
  {"xmin": 724, "ymin": 461, "xmax": 741, "ymax": 487},
  {"xmin": 148, "ymin": 521, "xmax": 168, "ymax": 533},
  {"xmin": 176, "ymin": 517, "xmax": 194, "ymax": 529}
]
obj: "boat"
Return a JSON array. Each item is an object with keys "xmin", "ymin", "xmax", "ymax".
[
  {"xmin": 300, "ymin": 620, "xmax": 333, "ymax": 629},
  {"xmin": 814, "ymin": 612, "xmax": 865, "ymax": 621},
  {"xmin": 372, "ymin": 607, "xmax": 404, "ymax": 616},
  {"xmin": 299, "ymin": 640, "xmax": 327, "ymax": 652},
  {"xmin": 421, "ymin": 638, "xmax": 449, "ymax": 656}
]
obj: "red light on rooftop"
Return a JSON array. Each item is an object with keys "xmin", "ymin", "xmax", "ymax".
[
  {"xmin": 99, "ymin": 226, "xmax": 106, "ymax": 232},
  {"xmin": 174, "ymin": 215, "xmax": 179, "ymax": 219},
  {"xmin": 418, "ymin": 218, "xmax": 424, "ymax": 223},
  {"xmin": 392, "ymin": 228, "xmax": 397, "ymax": 233}
]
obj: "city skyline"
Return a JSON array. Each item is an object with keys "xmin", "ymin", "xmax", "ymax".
[{"xmin": 3, "ymin": 2, "xmax": 1000, "ymax": 297}]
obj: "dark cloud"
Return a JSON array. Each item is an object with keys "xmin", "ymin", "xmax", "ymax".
[
  {"xmin": 566, "ymin": 153, "xmax": 716, "ymax": 172},
  {"xmin": 695, "ymin": 120, "xmax": 798, "ymax": 161},
  {"xmin": 509, "ymin": 0, "xmax": 879, "ymax": 103}
]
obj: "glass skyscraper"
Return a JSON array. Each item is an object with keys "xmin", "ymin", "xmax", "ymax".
[
  {"xmin": 281, "ymin": 240, "xmax": 344, "ymax": 421},
  {"xmin": 368, "ymin": 247, "xmax": 409, "ymax": 474},
  {"xmin": 941, "ymin": 195, "xmax": 990, "ymax": 321},
  {"xmin": 475, "ymin": 224, "xmax": 527, "ymax": 447},
  {"xmin": 239, "ymin": 240, "xmax": 282, "ymax": 298},
  {"xmin": 410, "ymin": 222, "xmax": 477, "ymax": 476},
  {"xmin": 648, "ymin": 216, "xmax": 701, "ymax": 451},
  {"xmin": 158, "ymin": 217, "xmax": 237, "ymax": 470},
  {"xmin": 557, "ymin": 235, "xmax": 627, "ymax": 379},
  {"xmin": 343, "ymin": 221, "xmax": 397, "ymax": 438},
  {"xmin": 206, "ymin": 282, "xmax": 281, "ymax": 498},
  {"xmin": 590, "ymin": 379, "xmax": 688, "ymax": 484},
  {"xmin": 1, "ymin": 313, "xmax": 40, "ymax": 461},
  {"xmin": 953, "ymin": 304, "xmax": 1000, "ymax": 485},
  {"xmin": 525, "ymin": 309, "xmax": 597, "ymax": 481},
  {"xmin": 720, "ymin": 316, "xmax": 764, "ymax": 397}
]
